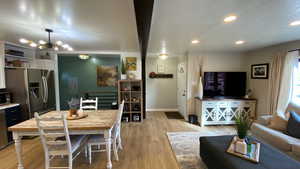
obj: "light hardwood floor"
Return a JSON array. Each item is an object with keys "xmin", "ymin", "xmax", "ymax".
[{"xmin": 0, "ymin": 112, "xmax": 234, "ymax": 169}]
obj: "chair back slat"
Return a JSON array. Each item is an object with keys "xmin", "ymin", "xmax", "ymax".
[
  {"xmin": 81, "ymin": 106, "xmax": 97, "ymax": 109},
  {"xmin": 82, "ymin": 99, "xmax": 97, "ymax": 103},
  {"xmin": 80, "ymin": 97, "xmax": 98, "ymax": 110},
  {"xmin": 35, "ymin": 112, "xmax": 72, "ymax": 156},
  {"xmin": 112, "ymin": 100, "xmax": 124, "ymax": 138}
]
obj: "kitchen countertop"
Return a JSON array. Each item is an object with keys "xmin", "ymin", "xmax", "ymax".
[{"xmin": 0, "ymin": 103, "xmax": 20, "ymax": 110}]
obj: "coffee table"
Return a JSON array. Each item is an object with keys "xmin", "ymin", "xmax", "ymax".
[{"xmin": 200, "ymin": 136, "xmax": 300, "ymax": 169}]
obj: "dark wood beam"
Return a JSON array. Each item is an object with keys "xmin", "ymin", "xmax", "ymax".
[{"xmin": 134, "ymin": 0, "xmax": 154, "ymax": 119}]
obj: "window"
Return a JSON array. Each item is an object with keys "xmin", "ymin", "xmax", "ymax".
[{"xmin": 293, "ymin": 58, "xmax": 300, "ymax": 104}]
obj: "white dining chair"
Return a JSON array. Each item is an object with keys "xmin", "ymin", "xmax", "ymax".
[
  {"xmin": 86, "ymin": 100, "xmax": 124, "ymax": 164},
  {"xmin": 80, "ymin": 97, "xmax": 98, "ymax": 110},
  {"xmin": 35, "ymin": 112, "xmax": 88, "ymax": 169}
]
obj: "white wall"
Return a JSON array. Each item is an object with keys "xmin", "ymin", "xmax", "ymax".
[
  {"xmin": 187, "ymin": 52, "xmax": 247, "ymax": 115},
  {"xmin": 245, "ymin": 40, "xmax": 300, "ymax": 116},
  {"xmin": 146, "ymin": 57, "xmax": 178, "ymax": 111}
]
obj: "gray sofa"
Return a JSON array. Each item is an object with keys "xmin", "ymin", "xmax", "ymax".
[{"xmin": 251, "ymin": 103, "xmax": 300, "ymax": 161}]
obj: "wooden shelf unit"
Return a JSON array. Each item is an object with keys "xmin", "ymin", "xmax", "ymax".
[{"xmin": 118, "ymin": 80, "xmax": 143, "ymax": 122}]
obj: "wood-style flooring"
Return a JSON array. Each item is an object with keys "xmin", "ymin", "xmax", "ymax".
[{"xmin": 0, "ymin": 112, "xmax": 234, "ymax": 169}]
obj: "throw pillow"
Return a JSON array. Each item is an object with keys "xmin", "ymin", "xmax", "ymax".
[
  {"xmin": 287, "ymin": 111, "xmax": 300, "ymax": 138},
  {"xmin": 268, "ymin": 115, "xmax": 288, "ymax": 131}
]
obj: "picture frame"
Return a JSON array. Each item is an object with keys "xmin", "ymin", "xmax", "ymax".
[
  {"xmin": 126, "ymin": 57, "xmax": 137, "ymax": 71},
  {"xmin": 97, "ymin": 65, "xmax": 118, "ymax": 87},
  {"xmin": 251, "ymin": 63, "xmax": 269, "ymax": 79}
]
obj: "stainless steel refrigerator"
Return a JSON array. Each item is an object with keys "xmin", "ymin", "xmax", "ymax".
[{"xmin": 5, "ymin": 68, "xmax": 56, "ymax": 120}]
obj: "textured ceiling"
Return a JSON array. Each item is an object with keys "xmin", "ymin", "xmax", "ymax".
[
  {"xmin": 0, "ymin": 0, "xmax": 139, "ymax": 52},
  {"xmin": 148, "ymin": 0, "xmax": 300, "ymax": 55}
]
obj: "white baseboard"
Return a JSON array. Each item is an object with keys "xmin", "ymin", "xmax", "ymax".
[{"xmin": 146, "ymin": 108, "xmax": 178, "ymax": 112}]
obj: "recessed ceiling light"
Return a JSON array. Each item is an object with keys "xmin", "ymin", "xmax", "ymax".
[
  {"xmin": 78, "ymin": 54, "xmax": 90, "ymax": 60},
  {"xmin": 159, "ymin": 53, "xmax": 168, "ymax": 60},
  {"xmin": 191, "ymin": 40, "xmax": 200, "ymax": 44},
  {"xmin": 67, "ymin": 47, "xmax": 73, "ymax": 51},
  {"xmin": 224, "ymin": 15, "xmax": 237, "ymax": 23},
  {"xmin": 62, "ymin": 44, "xmax": 69, "ymax": 49},
  {"xmin": 30, "ymin": 42, "xmax": 37, "ymax": 47},
  {"xmin": 56, "ymin": 41, "xmax": 63, "ymax": 46},
  {"xmin": 290, "ymin": 20, "xmax": 300, "ymax": 26},
  {"xmin": 19, "ymin": 38, "xmax": 29, "ymax": 44},
  {"xmin": 39, "ymin": 40, "xmax": 46, "ymax": 45},
  {"xmin": 54, "ymin": 46, "xmax": 59, "ymax": 51},
  {"xmin": 235, "ymin": 40, "xmax": 245, "ymax": 45}
]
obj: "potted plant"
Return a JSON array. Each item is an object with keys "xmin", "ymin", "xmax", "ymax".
[
  {"xmin": 68, "ymin": 98, "xmax": 79, "ymax": 118},
  {"xmin": 235, "ymin": 113, "xmax": 252, "ymax": 140},
  {"xmin": 121, "ymin": 58, "xmax": 127, "ymax": 79},
  {"xmin": 234, "ymin": 114, "xmax": 253, "ymax": 154}
]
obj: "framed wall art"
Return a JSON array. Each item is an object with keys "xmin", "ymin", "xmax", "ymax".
[
  {"xmin": 126, "ymin": 57, "xmax": 137, "ymax": 71},
  {"xmin": 97, "ymin": 65, "xmax": 118, "ymax": 86},
  {"xmin": 251, "ymin": 63, "xmax": 269, "ymax": 79}
]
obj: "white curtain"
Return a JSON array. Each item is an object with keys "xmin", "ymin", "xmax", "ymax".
[
  {"xmin": 268, "ymin": 52, "xmax": 286, "ymax": 115},
  {"xmin": 276, "ymin": 51, "xmax": 299, "ymax": 118}
]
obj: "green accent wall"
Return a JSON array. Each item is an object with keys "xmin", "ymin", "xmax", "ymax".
[{"xmin": 58, "ymin": 54, "xmax": 121, "ymax": 110}]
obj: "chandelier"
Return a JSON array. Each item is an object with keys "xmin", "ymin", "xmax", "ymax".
[{"xmin": 19, "ymin": 28, "xmax": 73, "ymax": 51}]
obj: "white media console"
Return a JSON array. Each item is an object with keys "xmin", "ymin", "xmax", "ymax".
[{"xmin": 195, "ymin": 97, "xmax": 256, "ymax": 127}]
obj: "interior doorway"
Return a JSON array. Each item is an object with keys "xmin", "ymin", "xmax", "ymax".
[{"xmin": 177, "ymin": 55, "xmax": 188, "ymax": 120}]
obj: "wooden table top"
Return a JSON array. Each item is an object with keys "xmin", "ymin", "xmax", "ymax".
[{"xmin": 8, "ymin": 110, "xmax": 118, "ymax": 132}]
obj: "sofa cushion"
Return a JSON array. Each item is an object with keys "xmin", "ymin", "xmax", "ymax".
[
  {"xmin": 268, "ymin": 115, "xmax": 288, "ymax": 132},
  {"xmin": 256, "ymin": 115, "xmax": 272, "ymax": 126},
  {"xmin": 292, "ymin": 142, "xmax": 300, "ymax": 157},
  {"xmin": 285, "ymin": 103, "xmax": 300, "ymax": 118},
  {"xmin": 287, "ymin": 111, "xmax": 300, "ymax": 139},
  {"xmin": 251, "ymin": 123, "xmax": 299, "ymax": 152}
]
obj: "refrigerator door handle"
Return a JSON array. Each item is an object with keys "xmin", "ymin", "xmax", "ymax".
[
  {"xmin": 42, "ymin": 76, "xmax": 46, "ymax": 103},
  {"xmin": 41, "ymin": 77, "xmax": 44, "ymax": 103},
  {"xmin": 44, "ymin": 76, "xmax": 48, "ymax": 103}
]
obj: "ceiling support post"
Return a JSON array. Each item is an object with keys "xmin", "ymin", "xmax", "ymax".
[{"xmin": 134, "ymin": 0, "xmax": 154, "ymax": 119}]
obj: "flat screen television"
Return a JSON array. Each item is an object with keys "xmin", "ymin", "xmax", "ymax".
[{"xmin": 203, "ymin": 72, "xmax": 246, "ymax": 98}]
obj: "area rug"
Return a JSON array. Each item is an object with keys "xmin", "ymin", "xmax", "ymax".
[
  {"xmin": 165, "ymin": 112, "xmax": 184, "ymax": 119},
  {"xmin": 167, "ymin": 131, "xmax": 235, "ymax": 169}
]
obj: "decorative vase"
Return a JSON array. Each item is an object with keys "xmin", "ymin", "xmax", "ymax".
[
  {"xmin": 198, "ymin": 76, "xmax": 203, "ymax": 99},
  {"xmin": 127, "ymin": 71, "xmax": 136, "ymax": 80},
  {"xmin": 236, "ymin": 137, "xmax": 245, "ymax": 142},
  {"xmin": 244, "ymin": 89, "xmax": 252, "ymax": 99},
  {"xmin": 121, "ymin": 74, "xmax": 127, "ymax": 80},
  {"xmin": 69, "ymin": 109, "xmax": 77, "ymax": 117}
]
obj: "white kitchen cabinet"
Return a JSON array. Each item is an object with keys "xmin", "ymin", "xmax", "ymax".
[{"xmin": 0, "ymin": 42, "xmax": 5, "ymax": 89}]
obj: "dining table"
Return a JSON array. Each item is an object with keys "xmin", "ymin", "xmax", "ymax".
[{"xmin": 8, "ymin": 110, "xmax": 118, "ymax": 169}]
